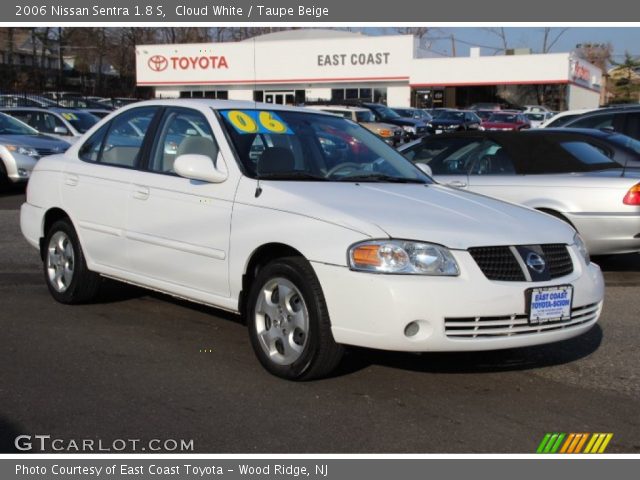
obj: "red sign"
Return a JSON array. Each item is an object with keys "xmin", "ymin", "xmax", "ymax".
[
  {"xmin": 147, "ymin": 55, "xmax": 229, "ymax": 72},
  {"xmin": 572, "ymin": 62, "xmax": 591, "ymax": 84},
  {"xmin": 148, "ymin": 55, "xmax": 168, "ymax": 72}
]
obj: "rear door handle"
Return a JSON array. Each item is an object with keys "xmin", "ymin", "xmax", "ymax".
[
  {"xmin": 447, "ymin": 180, "xmax": 467, "ymax": 188},
  {"xmin": 64, "ymin": 174, "xmax": 79, "ymax": 186},
  {"xmin": 132, "ymin": 185, "xmax": 150, "ymax": 200}
]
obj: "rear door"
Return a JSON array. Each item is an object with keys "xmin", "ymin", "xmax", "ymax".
[{"xmin": 61, "ymin": 106, "xmax": 160, "ymax": 271}]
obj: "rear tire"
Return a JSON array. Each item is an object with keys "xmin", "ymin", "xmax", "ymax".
[
  {"xmin": 246, "ymin": 257, "xmax": 344, "ymax": 380},
  {"xmin": 43, "ymin": 219, "xmax": 101, "ymax": 304}
]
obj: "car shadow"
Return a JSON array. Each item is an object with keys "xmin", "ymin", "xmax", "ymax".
[
  {"xmin": 331, "ymin": 324, "xmax": 603, "ymax": 377},
  {"xmin": 593, "ymin": 253, "xmax": 640, "ymax": 272},
  {"xmin": 94, "ymin": 279, "xmax": 243, "ymax": 324}
]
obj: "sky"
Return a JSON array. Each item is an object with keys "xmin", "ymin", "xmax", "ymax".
[{"xmin": 362, "ymin": 27, "xmax": 640, "ymax": 60}]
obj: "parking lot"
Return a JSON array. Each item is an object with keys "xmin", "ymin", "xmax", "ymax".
[{"xmin": 1, "ymin": 186, "xmax": 639, "ymax": 454}]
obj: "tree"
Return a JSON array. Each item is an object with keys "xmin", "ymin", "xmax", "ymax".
[{"xmin": 611, "ymin": 51, "xmax": 640, "ymax": 101}]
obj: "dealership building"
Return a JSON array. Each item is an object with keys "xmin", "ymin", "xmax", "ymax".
[{"xmin": 136, "ymin": 29, "xmax": 603, "ymax": 110}]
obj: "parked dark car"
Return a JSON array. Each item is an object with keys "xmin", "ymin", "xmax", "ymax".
[
  {"xmin": 562, "ymin": 106, "xmax": 640, "ymax": 141},
  {"xmin": 360, "ymin": 103, "xmax": 428, "ymax": 139},
  {"xmin": 426, "ymin": 109, "xmax": 483, "ymax": 134},
  {"xmin": 389, "ymin": 107, "xmax": 433, "ymax": 122},
  {"xmin": 482, "ymin": 111, "xmax": 531, "ymax": 131}
]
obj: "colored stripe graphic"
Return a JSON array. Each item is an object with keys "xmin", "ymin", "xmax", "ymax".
[{"xmin": 538, "ymin": 433, "xmax": 613, "ymax": 453}]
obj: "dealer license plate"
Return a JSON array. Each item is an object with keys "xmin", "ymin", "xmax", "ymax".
[
  {"xmin": 527, "ymin": 285, "xmax": 573, "ymax": 325},
  {"xmin": 435, "ymin": 129, "xmax": 443, "ymax": 134}
]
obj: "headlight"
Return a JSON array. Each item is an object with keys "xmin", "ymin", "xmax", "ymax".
[
  {"xmin": 573, "ymin": 233, "xmax": 590, "ymax": 265},
  {"xmin": 426, "ymin": 123, "xmax": 433, "ymax": 128},
  {"xmin": 348, "ymin": 240, "xmax": 460, "ymax": 276},
  {"xmin": 402, "ymin": 126, "xmax": 416, "ymax": 134},
  {"xmin": 6, "ymin": 145, "xmax": 39, "ymax": 158}
]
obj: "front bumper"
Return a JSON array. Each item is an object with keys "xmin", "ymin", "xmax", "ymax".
[
  {"xmin": 312, "ymin": 245, "xmax": 604, "ymax": 352},
  {"xmin": 1, "ymin": 152, "xmax": 37, "ymax": 183}
]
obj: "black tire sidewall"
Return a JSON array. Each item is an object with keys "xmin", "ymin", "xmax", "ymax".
[
  {"xmin": 43, "ymin": 219, "xmax": 87, "ymax": 303},
  {"xmin": 247, "ymin": 259, "xmax": 325, "ymax": 380}
]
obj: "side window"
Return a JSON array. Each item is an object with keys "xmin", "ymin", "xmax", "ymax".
[
  {"xmin": 405, "ymin": 138, "xmax": 482, "ymax": 175},
  {"xmin": 149, "ymin": 108, "xmax": 217, "ymax": 174},
  {"xmin": 100, "ymin": 107, "xmax": 158, "ymax": 168},
  {"xmin": 570, "ymin": 113, "xmax": 614, "ymax": 129},
  {"xmin": 623, "ymin": 113, "xmax": 640, "ymax": 141},
  {"xmin": 79, "ymin": 123, "xmax": 109, "ymax": 162},
  {"xmin": 469, "ymin": 142, "xmax": 517, "ymax": 175}
]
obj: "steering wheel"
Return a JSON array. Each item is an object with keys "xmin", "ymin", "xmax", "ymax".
[{"xmin": 326, "ymin": 162, "xmax": 363, "ymax": 178}]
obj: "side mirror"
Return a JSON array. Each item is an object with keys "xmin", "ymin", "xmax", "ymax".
[
  {"xmin": 417, "ymin": 163, "xmax": 433, "ymax": 177},
  {"xmin": 174, "ymin": 154, "xmax": 227, "ymax": 183},
  {"xmin": 54, "ymin": 126, "xmax": 69, "ymax": 135}
]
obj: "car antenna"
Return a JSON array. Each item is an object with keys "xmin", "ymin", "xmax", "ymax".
[{"xmin": 253, "ymin": 36, "xmax": 263, "ymax": 198}]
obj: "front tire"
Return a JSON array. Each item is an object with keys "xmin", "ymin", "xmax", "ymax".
[
  {"xmin": 246, "ymin": 257, "xmax": 344, "ymax": 380},
  {"xmin": 43, "ymin": 219, "xmax": 101, "ymax": 304}
]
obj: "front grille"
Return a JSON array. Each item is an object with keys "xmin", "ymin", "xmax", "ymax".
[
  {"xmin": 541, "ymin": 244, "xmax": 574, "ymax": 279},
  {"xmin": 416, "ymin": 126, "xmax": 427, "ymax": 134},
  {"xmin": 468, "ymin": 244, "xmax": 574, "ymax": 282},
  {"xmin": 444, "ymin": 302, "xmax": 600, "ymax": 339},
  {"xmin": 468, "ymin": 246, "xmax": 526, "ymax": 281}
]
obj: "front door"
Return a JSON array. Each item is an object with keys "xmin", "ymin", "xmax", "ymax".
[{"xmin": 125, "ymin": 107, "xmax": 234, "ymax": 298}]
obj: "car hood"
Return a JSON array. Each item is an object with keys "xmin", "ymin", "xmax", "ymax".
[
  {"xmin": 483, "ymin": 122, "xmax": 520, "ymax": 129},
  {"xmin": 241, "ymin": 180, "xmax": 576, "ymax": 249},
  {"xmin": 386, "ymin": 117, "xmax": 424, "ymax": 127},
  {"xmin": 0, "ymin": 134, "xmax": 70, "ymax": 151},
  {"xmin": 431, "ymin": 119, "xmax": 464, "ymax": 127},
  {"xmin": 362, "ymin": 122, "xmax": 402, "ymax": 131}
]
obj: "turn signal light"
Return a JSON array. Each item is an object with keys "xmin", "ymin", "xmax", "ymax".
[
  {"xmin": 623, "ymin": 183, "xmax": 640, "ymax": 205},
  {"xmin": 378, "ymin": 129, "xmax": 393, "ymax": 137},
  {"xmin": 351, "ymin": 244, "xmax": 382, "ymax": 267}
]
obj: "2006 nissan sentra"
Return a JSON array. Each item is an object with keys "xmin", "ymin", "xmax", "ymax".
[{"xmin": 20, "ymin": 100, "xmax": 604, "ymax": 380}]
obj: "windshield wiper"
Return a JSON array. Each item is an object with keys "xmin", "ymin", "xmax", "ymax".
[
  {"xmin": 258, "ymin": 171, "xmax": 328, "ymax": 181},
  {"xmin": 338, "ymin": 173, "xmax": 426, "ymax": 184}
]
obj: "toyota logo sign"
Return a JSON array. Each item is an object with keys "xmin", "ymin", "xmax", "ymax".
[{"xmin": 148, "ymin": 55, "xmax": 168, "ymax": 72}]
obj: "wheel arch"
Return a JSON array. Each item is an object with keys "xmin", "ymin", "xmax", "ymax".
[
  {"xmin": 239, "ymin": 243, "xmax": 306, "ymax": 314},
  {"xmin": 535, "ymin": 207, "xmax": 576, "ymax": 230},
  {"xmin": 40, "ymin": 207, "xmax": 72, "ymax": 260}
]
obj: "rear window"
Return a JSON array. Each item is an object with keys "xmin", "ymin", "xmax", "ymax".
[{"xmin": 559, "ymin": 141, "xmax": 621, "ymax": 168}]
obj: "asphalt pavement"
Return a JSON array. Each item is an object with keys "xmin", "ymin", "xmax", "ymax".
[{"xmin": 1, "ymin": 187, "xmax": 639, "ymax": 453}]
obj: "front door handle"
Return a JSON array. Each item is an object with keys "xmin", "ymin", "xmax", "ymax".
[
  {"xmin": 132, "ymin": 185, "xmax": 150, "ymax": 200},
  {"xmin": 447, "ymin": 180, "xmax": 467, "ymax": 188},
  {"xmin": 64, "ymin": 174, "xmax": 79, "ymax": 186}
]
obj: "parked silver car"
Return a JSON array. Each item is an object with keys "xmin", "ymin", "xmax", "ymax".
[
  {"xmin": 399, "ymin": 130, "xmax": 640, "ymax": 256},
  {"xmin": 0, "ymin": 113, "xmax": 70, "ymax": 187},
  {"xmin": 0, "ymin": 107, "xmax": 99, "ymax": 144}
]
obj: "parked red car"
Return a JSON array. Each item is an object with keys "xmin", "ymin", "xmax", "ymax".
[{"xmin": 482, "ymin": 111, "xmax": 531, "ymax": 131}]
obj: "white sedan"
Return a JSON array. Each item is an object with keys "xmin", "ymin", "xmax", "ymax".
[{"xmin": 21, "ymin": 100, "xmax": 604, "ymax": 380}]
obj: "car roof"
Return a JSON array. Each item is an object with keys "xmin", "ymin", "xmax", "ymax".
[
  {"xmin": 113, "ymin": 98, "xmax": 335, "ymax": 116},
  {"xmin": 306, "ymin": 105, "xmax": 368, "ymax": 112}
]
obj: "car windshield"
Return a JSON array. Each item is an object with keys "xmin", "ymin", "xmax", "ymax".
[
  {"xmin": 393, "ymin": 108, "xmax": 414, "ymax": 118},
  {"xmin": 525, "ymin": 113, "xmax": 545, "ymax": 121},
  {"xmin": 219, "ymin": 109, "xmax": 429, "ymax": 183},
  {"xmin": 476, "ymin": 111, "xmax": 494, "ymax": 120},
  {"xmin": 355, "ymin": 110, "xmax": 376, "ymax": 122},
  {"xmin": 436, "ymin": 111, "xmax": 465, "ymax": 121},
  {"xmin": 372, "ymin": 105, "xmax": 401, "ymax": 119},
  {"xmin": 0, "ymin": 113, "xmax": 39, "ymax": 135},
  {"xmin": 57, "ymin": 111, "xmax": 99, "ymax": 133},
  {"xmin": 489, "ymin": 113, "xmax": 518, "ymax": 122}
]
